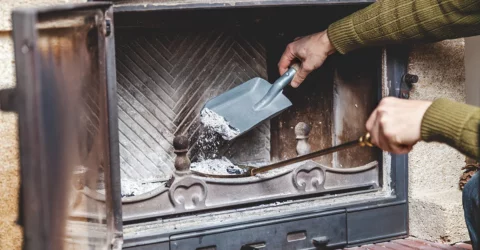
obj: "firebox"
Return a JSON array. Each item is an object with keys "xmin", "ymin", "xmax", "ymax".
[{"xmin": 6, "ymin": 1, "xmax": 411, "ymax": 250}]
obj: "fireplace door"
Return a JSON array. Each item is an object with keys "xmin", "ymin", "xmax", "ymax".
[{"xmin": 8, "ymin": 3, "xmax": 122, "ymax": 250}]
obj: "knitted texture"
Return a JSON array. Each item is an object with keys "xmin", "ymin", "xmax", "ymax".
[
  {"xmin": 328, "ymin": 0, "xmax": 480, "ymax": 158},
  {"xmin": 421, "ymin": 98, "xmax": 480, "ymax": 159},
  {"xmin": 328, "ymin": 0, "xmax": 480, "ymax": 54}
]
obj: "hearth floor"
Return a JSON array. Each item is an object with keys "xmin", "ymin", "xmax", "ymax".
[{"xmin": 344, "ymin": 238, "xmax": 472, "ymax": 250}]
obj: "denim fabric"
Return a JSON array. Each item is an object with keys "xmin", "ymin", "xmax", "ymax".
[{"xmin": 463, "ymin": 172, "xmax": 480, "ymax": 250}]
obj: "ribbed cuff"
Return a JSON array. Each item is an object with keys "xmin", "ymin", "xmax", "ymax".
[
  {"xmin": 327, "ymin": 16, "xmax": 363, "ymax": 54},
  {"xmin": 421, "ymin": 98, "xmax": 476, "ymax": 143}
]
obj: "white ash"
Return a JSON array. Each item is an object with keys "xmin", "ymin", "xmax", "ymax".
[
  {"xmin": 195, "ymin": 128, "xmax": 223, "ymax": 160},
  {"xmin": 191, "ymin": 157, "xmax": 245, "ymax": 175},
  {"xmin": 200, "ymin": 108, "xmax": 240, "ymax": 141},
  {"xmin": 120, "ymin": 178, "xmax": 164, "ymax": 197}
]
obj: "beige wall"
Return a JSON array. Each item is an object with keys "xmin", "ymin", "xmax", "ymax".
[
  {"xmin": 408, "ymin": 39, "xmax": 469, "ymax": 243},
  {"xmin": 0, "ymin": 33, "xmax": 21, "ymax": 250},
  {"xmin": 0, "ymin": 1, "xmax": 470, "ymax": 248},
  {"xmin": 465, "ymin": 36, "xmax": 480, "ymax": 106}
]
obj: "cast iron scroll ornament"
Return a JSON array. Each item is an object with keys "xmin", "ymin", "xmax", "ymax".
[
  {"xmin": 292, "ymin": 161, "xmax": 326, "ymax": 193},
  {"xmin": 168, "ymin": 177, "xmax": 208, "ymax": 211}
]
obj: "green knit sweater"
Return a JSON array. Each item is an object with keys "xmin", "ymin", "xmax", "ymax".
[{"xmin": 327, "ymin": 0, "xmax": 480, "ymax": 159}]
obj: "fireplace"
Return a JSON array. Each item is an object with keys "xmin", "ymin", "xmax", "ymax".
[{"xmin": 6, "ymin": 1, "xmax": 411, "ymax": 250}]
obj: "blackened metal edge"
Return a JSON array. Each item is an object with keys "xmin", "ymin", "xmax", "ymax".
[
  {"xmin": 347, "ymin": 232, "xmax": 408, "ymax": 246},
  {"xmin": 344, "ymin": 46, "xmax": 409, "ymax": 247},
  {"xmin": 123, "ymin": 209, "xmax": 346, "ymax": 247},
  {"xmin": 104, "ymin": 6, "xmax": 124, "ymax": 249},
  {"xmin": 12, "ymin": 9, "xmax": 44, "ymax": 250},
  {"xmin": 122, "ymin": 195, "xmax": 400, "ymax": 248},
  {"xmin": 347, "ymin": 199, "xmax": 406, "ymax": 213},
  {"xmin": 385, "ymin": 45, "xmax": 409, "ymax": 220},
  {"xmin": 15, "ymin": 2, "xmax": 112, "ymax": 15},
  {"xmin": 111, "ymin": 0, "xmax": 374, "ymax": 13},
  {"xmin": 170, "ymin": 209, "xmax": 345, "ymax": 240}
]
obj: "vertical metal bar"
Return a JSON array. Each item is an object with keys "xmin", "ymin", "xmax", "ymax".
[
  {"xmin": 12, "ymin": 10, "xmax": 48, "ymax": 250},
  {"xmin": 386, "ymin": 45, "xmax": 410, "ymax": 232},
  {"xmin": 103, "ymin": 6, "xmax": 124, "ymax": 249}
]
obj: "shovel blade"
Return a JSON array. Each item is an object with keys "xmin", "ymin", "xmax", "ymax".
[{"xmin": 204, "ymin": 77, "xmax": 292, "ymax": 139}]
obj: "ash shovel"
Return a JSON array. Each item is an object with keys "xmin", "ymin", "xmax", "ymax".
[{"xmin": 203, "ymin": 64, "xmax": 300, "ymax": 140}]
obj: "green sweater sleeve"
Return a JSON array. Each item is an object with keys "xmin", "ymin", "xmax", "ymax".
[
  {"xmin": 327, "ymin": 0, "xmax": 480, "ymax": 54},
  {"xmin": 421, "ymin": 99, "xmax": 480, "ymax": 159}
]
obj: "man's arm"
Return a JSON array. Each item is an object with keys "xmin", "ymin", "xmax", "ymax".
[
  {"xmin": 279, "ymin": 0, "xmax": 480, "ymax": 87},
  {"xmin": 277, "ymin": 0, "xmax": 480, "ymax": 159},
  {"xmin": 329, "ymin": 0, "xmax": 480, "ymax": 54},
  {"xmin": 365, "ymin": 97, "xmax": 480, "ymax": 159},
  {"xmin": 421, "ymin": 99, "xmax": 480, "ymax": 159}
]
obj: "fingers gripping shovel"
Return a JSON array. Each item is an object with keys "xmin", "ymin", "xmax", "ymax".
[{"xmin": 203, "ymin": 64, "xmax": 300, "ymax": 140}]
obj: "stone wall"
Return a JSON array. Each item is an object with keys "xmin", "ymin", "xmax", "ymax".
[
  {"xmin": 408, "ymin": 39, "xmax": 469, "ymax": 243},
  {"xmin": 0, "ymin": 1, "xmax": 470, "ymax": 248}
]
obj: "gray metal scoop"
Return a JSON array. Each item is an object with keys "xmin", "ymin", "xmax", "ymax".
[{"xmin": 203, "ymin": 64, "xmax": 298, "ymax": 140}]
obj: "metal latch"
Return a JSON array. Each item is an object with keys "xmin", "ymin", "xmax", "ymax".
[
  {"xmin": 399, "ymin": 74, "xmax": 418, "ymax": 99},
  {"xmin": 103, "ymin": 19, "xmax": 112, "ymax": 37}
]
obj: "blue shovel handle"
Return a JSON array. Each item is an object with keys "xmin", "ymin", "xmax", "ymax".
[{"xmin": 253, "ymin": 63, "xmax": 300, "ymax": 110}]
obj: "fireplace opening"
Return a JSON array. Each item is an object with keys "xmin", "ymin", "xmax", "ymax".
[
  {"xmin": 105, "ymin": 5, "xmax": 385, "ymax": 197},
  {"xmin": 67, "ymin": 4, "xmax": 392, "ymax": 218},
  {"xmin": 61, "ymin": 3, "xmax": 408, "ymax": 249}
]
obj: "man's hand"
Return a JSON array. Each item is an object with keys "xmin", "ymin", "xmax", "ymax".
[
  {"xmin": 278, "ymin": 30, "xmax": 336, "ymax": 88},
  {"xmin": 366, "ymin": 97, "xmax": 432, "ymax": 154}
]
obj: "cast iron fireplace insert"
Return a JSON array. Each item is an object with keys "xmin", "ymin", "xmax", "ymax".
[{"xmin": 8, "ymin": 1, "xmax": 412, "ymax": 250}]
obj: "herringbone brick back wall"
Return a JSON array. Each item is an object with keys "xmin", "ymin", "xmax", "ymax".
[{"xmin": 115, "ymin": 30, "xmax": 271, "ymax": 180}]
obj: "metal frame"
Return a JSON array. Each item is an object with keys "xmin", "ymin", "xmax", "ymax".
[
  {"xmin": 11, "ymin": 2, "xmax": 123, "ymax": 249},
  {"xmin": 118, "ymin": 47, "xmax": 409, "ymax": 249},
  {"xmin": 103, "ymin": 0, "xmax": 376, "ymax": 13}
]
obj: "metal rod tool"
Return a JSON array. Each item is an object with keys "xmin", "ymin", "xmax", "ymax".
[{"xmin": 192, "ymin": 133, "xmax": 374, "ymax": 178}]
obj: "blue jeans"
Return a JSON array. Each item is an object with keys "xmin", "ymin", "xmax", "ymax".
[{"xmin": 463, "ymin": 172, "xmax": 480, "ymax": 250}]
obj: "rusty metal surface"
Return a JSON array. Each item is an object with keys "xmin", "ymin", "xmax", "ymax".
[
  {"xmin": 333, "ymin": 49, "xmax": 382, "ymax": 168},
  {"xmin": 270, "ymin": 62, "xmax": 334, "ymax": 165},
  {"xmin": 271, "ymin": 49, "xmax": 382, "ymax": 168}
]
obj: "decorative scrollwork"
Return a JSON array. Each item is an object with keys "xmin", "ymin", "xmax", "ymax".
[
  {"xmin": 292, "ymin": 162, "xmax": 326, "ymax": 193},
  {"xmin": 169, "ymin": 177, "xmax": 207, "ymax": 210}
]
